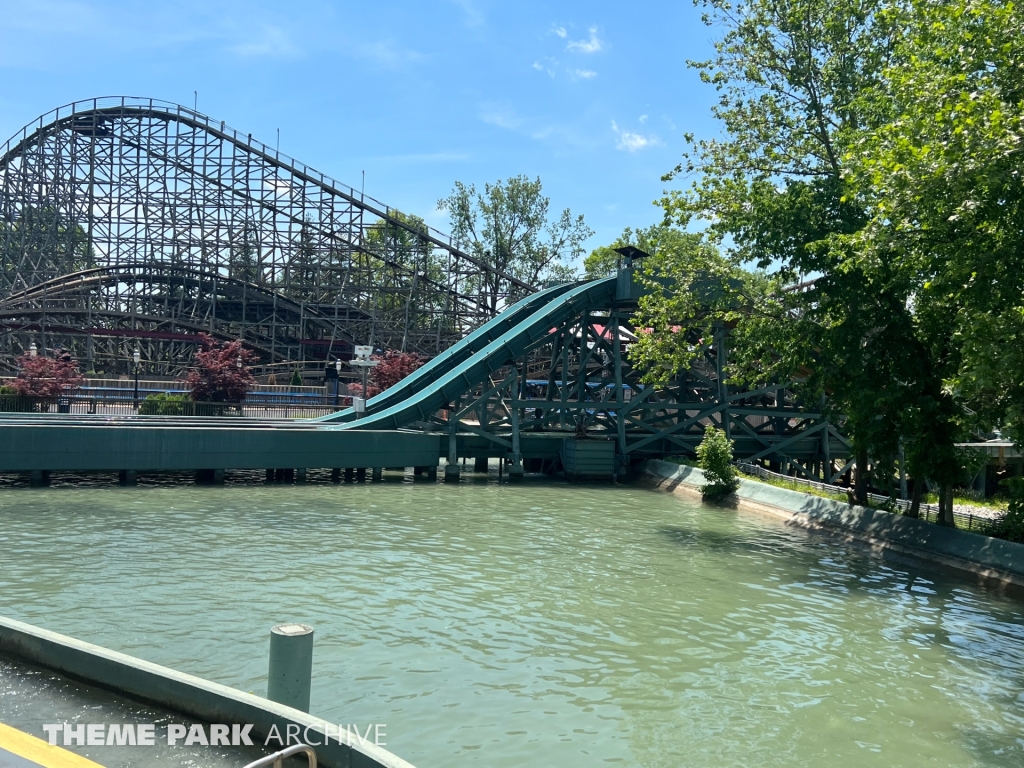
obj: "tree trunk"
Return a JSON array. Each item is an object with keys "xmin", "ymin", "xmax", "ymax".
[
  {"xmin": 936, "ymin": 483, "xmax": 956, "ymax": 527},
  {"xmin": 854, "ymin": 447, "xmax": 869, "ymax": 506},
  {"xmin": 906, "ymin": 480, "xmax": 922, "ymax": 519}
]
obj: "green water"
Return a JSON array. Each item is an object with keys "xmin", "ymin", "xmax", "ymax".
[{"xmin": 1, "ymin": 474, "xmax": 1023, "ymax": 767}]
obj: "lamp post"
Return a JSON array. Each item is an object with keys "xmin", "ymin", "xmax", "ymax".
[
  {"xmin": 334, "ymin": 359, "xmax": 342, "ymax": 408},
  {"xmin": 132, "ymin": 349, "xmax": 141, "ymax": 408},
  {"xmin": 346, "ymin": 346, "xmax": 378, "ymax": 418},
  {"xmin": 28, "ymin": 343, "xmax": 37, "ymax": 357}
]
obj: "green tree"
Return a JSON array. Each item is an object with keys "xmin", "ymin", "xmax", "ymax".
[
  {"xmin": 843, "ymin": 0, "xmax": 1024, "ymax": 449},
  {"xmin": 696, "ymin": 424, "xmax": 739, "ymax": 499},
  {"xmin": 583, "ymin": 224, "xmax": 699, "ymax": 279},
  {"xmin": 359, "ymin": 210, "xmax": 452, "ymax": 349},
  {"xmin": 438, "ymin": 176, "xmax": 592, "ymax": 311},
  {"xmin": 643, "ymin": 0, "xmax": 969, "ymax": 515},
  {"xmin": 227, "ymin": 223, "xmax": 263, "ymax": 284},
  {"xmin": 1, "ymin": 205, "xmax": 96, "ymax": 294}
]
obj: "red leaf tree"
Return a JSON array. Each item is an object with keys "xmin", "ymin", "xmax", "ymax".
[
  {"xmin": 185, "ymin": 334, "xmax": 258, "ymax": 402},
  {"xmin": 370, "ymin": 350, "xmax": 424, "ymax": 392},
  {"xmin": 10, "ymin": 349, "xmax": 84, "ymax": 398},
  {"xmin": 346, "ymin": 382, "xmax": 381, "ymax": 399}
]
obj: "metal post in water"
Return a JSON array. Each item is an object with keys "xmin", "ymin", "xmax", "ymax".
[{"xmin": 267, "ymin": 623, "xmax": 314, "ymax": 712}]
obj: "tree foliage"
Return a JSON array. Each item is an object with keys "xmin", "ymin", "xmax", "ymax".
[
  {"xmin": 696, "ymin": 424, "xmax": 739, "ymax": 499},
  {"xmin": 370, "ymin": 350, "xmax": 424, "ymax": 392},
  {"xmin": 438, "ymin": 176, "xmax": 592, "ymax": 310},
  {"xmin": 1, "ymin": 205, "xmax": 96, "ymax": 292},
  {"xmin": 583, "ymin": 224, "xmax": 703, "ymax": 279},
  {"xmin": 9, "ymin": 349, "xmax": 84, "ymax": 398},
  {"xmin": 842, "ymin": 0, "xmax": 1024, "ymax": 444},
  {"xmin": 185, "ymin": 334, "xmax": 258, "ymax": 402},
  {"xmin": 639, "ymin": 0, "xmax": 1022, "ymax": 523}
]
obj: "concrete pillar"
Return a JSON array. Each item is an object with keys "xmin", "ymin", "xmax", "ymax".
[
  {"xmin": 508, "ymin": 462, "xmax": 524, "ymax": 482},
  {"xmin": 356, "ymin": 467, "xmax": 366, "ymax": 482},
  {"xmin": 194, "ymin": 468, "xmax": 224, "ymax": 485},
  {"xmin": 118, "ymin": 470, "xmax": 137, "ymax": 486},
  {"xmin": 267, "ymin": 623, "xmax": 314, "ymax": 713},
  {"xmin": 296, "ymin": 468, "xmax": 307, "ymax": 484},
  {"xmin": 331, "ymin": 468, "xmax": 341, "ymax": 483},
  {"xmin": 344, "ymin": 467, "xmax": 355, "ymax": 483},
  {"xmin": 444, "ymin": 463, "xmax": 461, "ymax": 483},
  {"xmin": 29, "ymin": 470, "xmax": 50, "ymax": 488},
  {"xmin": 473, "ymin": 456, "xmax": 488, "ymax": 473},
  {"xmin": 371, "ymin": 467, "xmax": 382, "ymax": 482}
]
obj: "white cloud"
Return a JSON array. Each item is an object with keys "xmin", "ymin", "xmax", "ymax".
[
  {"xmin": 567, "ymin": 26, "xmax": 602, "ymax": 54},
  {"xmin": 532, "ymin": 57, "xmax": 558, "ymax": 77},
  {"xmin": 229, "ymin": 24, "xmax": 299, "ymax": 57},
  {"xmin": 449, "ymin": 0, "xmax": 484, "ymax": 27},
  {"xmin": 639, "ymin": 114, "xmax": 648, "ymax": 124},
  {"xmin": 479, "ymin": 104, "xmax": 524, "ymax": 131},
  {"xmin": 552, "ymin": 25, "xmax": 567, "ymax": 38},
  {"xmin": 354, "ymin": 39, "xmax": 424, "ymax": 68},
  {"xmin": 611, "ymin": 121, "xmax": 662, "ymax": 152},
  {"xmin": 572, "ymin": 69, "xmax": 597, "ymax": 79}
]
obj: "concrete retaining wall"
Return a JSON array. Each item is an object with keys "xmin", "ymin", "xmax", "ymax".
[
  {"xmin": 0, "ymin": 616, "xmax": 415, "ymax": 768},
  {"xmin": 644, "ymin": 459, "xmax": 1024, "ymax": 587}
]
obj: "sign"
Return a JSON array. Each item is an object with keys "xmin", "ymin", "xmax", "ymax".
[{"xmin": 353, "ymin": 345, "xmax": 372, "ymax": 360}]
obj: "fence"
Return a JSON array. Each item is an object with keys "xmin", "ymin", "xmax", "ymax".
[
  {"xmin": 0, "ymin": 395, "xmax": 346, "ymax": 420},
  {"xmin": 734, "ymin": 462, "xmax": 992, "ymax": 531}
]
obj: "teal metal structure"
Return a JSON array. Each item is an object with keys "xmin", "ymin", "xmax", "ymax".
[{"xmin": 0, "ymin": 266, "xmax": 850, "ymax": 481}]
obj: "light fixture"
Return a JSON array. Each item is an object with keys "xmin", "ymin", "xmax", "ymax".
[
  {"xmin": 237, "ymin": 356, "xmax": 243, "ymax": 368},
  {"xmin": 28, "ymin": 343, "xmax": 37, "ymax": 357},
  {"xmin": 132, "ymin": 349, "xmax": 141, "ymax": 366},
  {"xmin": 335, "ymin": 359, "xmax": 342, "ymax": 374}
]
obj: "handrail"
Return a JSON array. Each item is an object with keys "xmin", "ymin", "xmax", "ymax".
[{"xmin": 242, "ymin": 743, "xmax": 317, "ymax": 768}]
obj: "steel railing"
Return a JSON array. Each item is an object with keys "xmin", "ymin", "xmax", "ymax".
[{"xmin": 0, "ymin": 395, "xmax": 346, "ymax": 419}]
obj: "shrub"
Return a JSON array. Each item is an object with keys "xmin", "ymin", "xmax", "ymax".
[
  {"xmin": 696, "ymin": 424, "xmax": 739, "ymax": 500},
  {"xmin": 185, "ymin": 334, "xmax": 258, "ymax": 402},
  {"xmin": 139, "ymin": 393, "xmax": 192, "ymax": 416},
  {"xmin": 987, "ymin": 477, "xmax": 1024, "ymax": 543},
  {"xmin": 346, "ymin": 382, "xmax": 381, "ymax": 399},
  {"xmin": 0, "ymin": 384, "xmax": 34, "ymax": 412},
  {"xmin": 289, "ymin": 368, "xmax": 303, "ymax": 387},
  {"xmin": 9, "ymin": 349, "xmax": 83, "ymax": 398},
  {"xmin": 370, "ymin": 350, "xmax": 424, "ymax": 391}
]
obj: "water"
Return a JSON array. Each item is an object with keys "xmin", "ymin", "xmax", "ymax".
[{"xmin": 2, "ymin": 473, "xmax": 1023, "ymax": 767}]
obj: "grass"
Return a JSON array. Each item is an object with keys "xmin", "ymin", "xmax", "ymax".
[
  {"xmin": 734, "ymin": 468, "xmax": 854, "ymax": 506},
  {"xmin": 923, "ymin": 492, "xmax": 1009, "ymax": 512},
  {"xmin": 662, "ymin": 456, "xmax": 696, "ymax": 467}
]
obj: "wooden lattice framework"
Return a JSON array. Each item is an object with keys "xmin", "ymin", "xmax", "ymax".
[{"xmin": 0, "ymin": 97, "xmax": 532, "ymax": 376}]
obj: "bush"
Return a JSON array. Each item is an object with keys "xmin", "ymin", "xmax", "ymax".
[
  {"xmin": 185, "ymin": 333, "xmax": 257, "ymax": 402},
  {"xmin": 986, "ymin": 477, "xmax": 1024, "ymax": 543},
  {"xmin": 290, "ymin": 368, "xmax": 303, "ymax": 387},
  {"xmin": 0, "ymin": 384, "xmax": 35, "ymax": 412},
  {"xmin": 9, "ymin": 349, "xmax": 83, "ymax": 399},
  {"xmin": 370, "ymin": 350, "xmax": 424, "ymax": 391},
  {"xmin": 696, "ymin": 424, "xmax": 739, "ymax": 500},
  {"xmin": 138, "ymin": 393, "xmax": 192, "ymax": 416}
]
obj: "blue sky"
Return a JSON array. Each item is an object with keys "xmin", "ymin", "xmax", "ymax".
[{"xmin": 0, "ymin": 0, "xmax": 721, "ymax": 268}]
